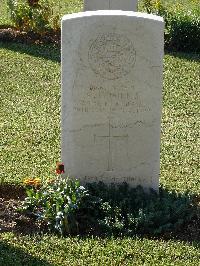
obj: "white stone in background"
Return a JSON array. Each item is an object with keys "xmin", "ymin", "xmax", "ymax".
[
  {"xmin": 61, "ymin": 11, "xmax": 164, "ymax": 191},
  {"xmin": 84, "ymin": 0, "xmax": 137, "ymax": 11}
]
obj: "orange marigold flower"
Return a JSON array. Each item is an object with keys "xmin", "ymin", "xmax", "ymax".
[
  {"xmin": 28, "ymin": 180, "xmax": 35, "ymax": 185},
  {"xmin": 23, "ymin": 178, "xmax": 41, "ymax": 187},
  {"xmin": 33, "ymin": 178, "xmax": 41, "ymax": 187},
  {"xmin": 23, "ymin": 179, "xmax": 29, "ymax": 185},
  {"xmin": 23, "ymin": 178, "xmax": 35, "ymax": 186}
]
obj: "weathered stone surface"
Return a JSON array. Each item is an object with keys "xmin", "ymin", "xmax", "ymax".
[
  {"xmin": 84, "ymin": 0, "xmax": 137, "ymax": 11},
  {"xmin": 61, "ymin": 11, "xmax": 164, "ymax": 190}
]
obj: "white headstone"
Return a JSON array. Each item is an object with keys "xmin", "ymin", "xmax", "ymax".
[
  {"xmin": 61, "ymin": 11, "xmax": 164, "ymax": 191},
  {"xmin": 84, "ymin": 0, "xmax": 137, "ymax": 11}
]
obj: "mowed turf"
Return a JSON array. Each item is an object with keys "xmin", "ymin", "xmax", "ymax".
[
  {"xmin": 0, "ymin": 0, "xmax": 9, "ymax": 25},
  {"xmin": 161, "ymin": 53, "xmax": 200, "ymax": 193},
  {"xmin": 0, "ymin": 44, "xmax": 61, "ymax": 183},
  {"xmin": 0, "ymin": 233, "xmax": 200, "ymax": 265}
]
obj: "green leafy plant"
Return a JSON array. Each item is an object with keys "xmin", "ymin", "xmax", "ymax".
[
  {"xmin": 142, "ymin": 0, "xmax": 165, "ymax": 15},
  {"xmin": 22, "ymin": 173, "xmax": 198, "ymax": 237},
  {"xmin": 86, "ymin": 182, "xmax": 197, "ymax": 236},
  {"xmin": 23, "ymin": 177, "xmax": 86, "ymax": 235},
  {"xmin": 141, "ymin": 0, "xmax": 200, "ymax": 52},
  {"xmin": 7, "ymin": 0, "xmax": 59, "ymax": 34},
  {"xmin": 165, "ymin": 7, "xmax": 200, "ymax": 52},
  {"xmin": 22, "ymin": 163, "xmax": 101, "ymax": 236}
]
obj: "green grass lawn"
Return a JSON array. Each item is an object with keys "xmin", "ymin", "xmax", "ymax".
[
  {"xmin": 0, "ymin": 42, "xmax": 199, "ymax": 265},
  {"xmin": 0, "ymin": 0, "xmax": 9, "ymax": 25},
  {"xmin": 1, "ymin": 234, "xmax": 200, "ymax": 265},
  {"xmin": 0, "ymin": 43, "xmax": 61, "ymax": 183}
]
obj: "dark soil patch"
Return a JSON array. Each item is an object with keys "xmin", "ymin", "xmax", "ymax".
[
  {"xmin": 0, "ymin": 183, "xmax": 25, "ymax": 200},
  {"xmin": 163, "ymin": 214, "xmax": 200, "ymax": 243},
  {"xmin": 0, "ymin": 26, "xmax": 60, "ymax": 45},
  {"xmin": 0, "ymin": 184, "xmax": 44, "ymax": 234}
]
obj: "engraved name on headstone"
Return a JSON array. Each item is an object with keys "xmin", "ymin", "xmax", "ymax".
[{"xmin": 61, "ymin": 11, "xmax": 164, "ymax": 190}]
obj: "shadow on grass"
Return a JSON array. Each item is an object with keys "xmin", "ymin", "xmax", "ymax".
[
  {"xmin": 1, "ymin": 41, "xmax": 200, "ymax": 65},
  {"xmin": 0, "ymin": 241, "xmax": 53, "ymax": 266},
  {"xmin": 165, "ymin": 50, "xmax": 200, "ymax": 62},
  {"xmin": 0, "ymin": 41, "xmax": 60, "ymax": 63}
]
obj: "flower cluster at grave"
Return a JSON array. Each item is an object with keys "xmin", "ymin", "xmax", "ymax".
[
  {"xmin": 21, "ymin": 163, "xmax": 197, "ymax": 238},
  {"xmin": 23, "ymin": 177, "xmax": 41, "ymax": 187}
]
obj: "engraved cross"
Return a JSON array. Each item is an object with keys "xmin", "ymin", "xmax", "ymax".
[{"xmin": 94, "ymin": 119, "xmax": 128, "ymax": 171}]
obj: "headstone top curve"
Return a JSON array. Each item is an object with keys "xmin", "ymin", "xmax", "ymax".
[{"xmin": 62, "ymin": 11, "xmax": 164, "ymax": 23}]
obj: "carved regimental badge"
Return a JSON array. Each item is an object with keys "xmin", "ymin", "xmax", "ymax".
[{"xmin": 88, "ymin": 33, "xmax": 136, "ymax": 80}]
